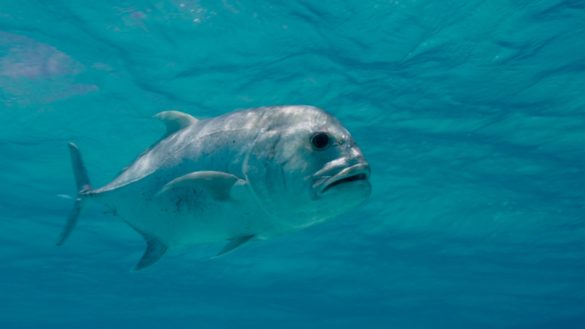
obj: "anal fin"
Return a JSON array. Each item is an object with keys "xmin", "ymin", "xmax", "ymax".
[
  {"xmin": 127, "ymin": 222, "xmax": 168, "ymax": 271},
  {"xmin": 215, "ymin": 235, "xmax": 254, "ymax": 257},
  {"xmin": 134, "ymin": 236, "xmax": 168, "ymax": 271}
]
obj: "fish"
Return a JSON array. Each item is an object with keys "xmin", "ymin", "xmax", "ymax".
[{"xmin": 58, "ymin": 105, "xmax": 371, "ymax": 270}]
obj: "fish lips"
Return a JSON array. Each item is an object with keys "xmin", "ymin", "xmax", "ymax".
[{"xmin": 315, "ymin": 163, "xmax": 371, "ymax": 195}]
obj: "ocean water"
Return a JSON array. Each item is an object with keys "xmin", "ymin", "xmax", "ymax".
[{"xmin": 1, "ymin": 0, "xmax": 585, "ymax": 328}]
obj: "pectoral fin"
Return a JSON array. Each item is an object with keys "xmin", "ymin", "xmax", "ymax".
[
  {"xmin": 215, "ymin": 235, "xmax": 255, "ymax": 257},
  {"xmin": 157, "ymin": 171, "xmax": 247, "ymax": 202}
]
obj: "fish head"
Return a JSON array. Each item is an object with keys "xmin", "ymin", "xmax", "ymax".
[{"xmin": 245, "ymin": 106, "xmax": 371, "ymax": 229}]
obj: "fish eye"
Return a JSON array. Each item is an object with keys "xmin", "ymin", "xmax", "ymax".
[{"xmin": 310, "ymin": 132, "xmax": 331, "ymax": 150}]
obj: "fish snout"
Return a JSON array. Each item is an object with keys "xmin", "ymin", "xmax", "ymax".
[{"xmin": 313, "ymin": 160, "xmax": 371, "ymax": 195}]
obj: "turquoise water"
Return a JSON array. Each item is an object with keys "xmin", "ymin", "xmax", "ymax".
[{"xmin": 1, "ymin": 1, "xmax": 585, "ymax": 328}]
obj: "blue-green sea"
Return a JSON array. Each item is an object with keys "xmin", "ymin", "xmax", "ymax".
[{"xmin": 1, "ymin": 1, "xmax": 585, "ymax": 328}]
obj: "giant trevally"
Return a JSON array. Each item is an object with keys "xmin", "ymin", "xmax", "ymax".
[{"xmin": 58, "ymin": 105, "xmax": 371, "ymax": 270}]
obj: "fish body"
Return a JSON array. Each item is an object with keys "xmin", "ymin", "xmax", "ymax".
[{"xmin": 59, "ymin": 106, "xmax": 371, "ymax": 269}]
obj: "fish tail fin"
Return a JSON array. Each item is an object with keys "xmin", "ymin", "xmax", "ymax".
[{"xmin": 56, "ymin": 142, "xmax": 93, "ymax": 246}]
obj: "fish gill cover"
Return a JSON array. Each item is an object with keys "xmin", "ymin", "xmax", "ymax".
[{"xmin": 0, "ymin": 1, "xmax": 584, "ymax": 328}]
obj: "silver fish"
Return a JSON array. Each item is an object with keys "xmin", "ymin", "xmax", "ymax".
[{"xmin": 59, "ymin": 105, "xmax": 371, "ymax": 270}]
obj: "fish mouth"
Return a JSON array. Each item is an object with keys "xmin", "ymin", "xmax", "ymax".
[{"xmin": 320, "ymin": 163, "xmax": 370, "ymax": 194}]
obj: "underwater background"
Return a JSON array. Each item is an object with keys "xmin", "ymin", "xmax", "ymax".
[{"xmin": 1, "ymin": 0, "xmax": 584, "ymax": 328}]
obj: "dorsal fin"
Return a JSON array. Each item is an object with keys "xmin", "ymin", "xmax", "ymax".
[{"xmin": 155, "ymin": 110, "xmax": 198, "ymax": 137}]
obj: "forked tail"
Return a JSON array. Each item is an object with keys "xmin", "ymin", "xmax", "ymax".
[{"xmin": 56, "ymin": 143, "xmax": 92, "ymax": 246}]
